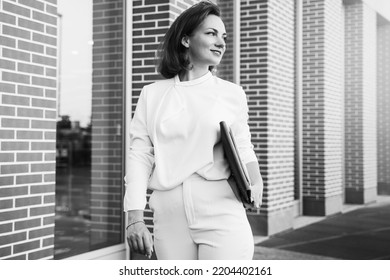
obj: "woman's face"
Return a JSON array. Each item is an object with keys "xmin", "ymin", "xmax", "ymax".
[{"xmin": 183, "ymin": 14, "xmax": 227, "ymax": 69}]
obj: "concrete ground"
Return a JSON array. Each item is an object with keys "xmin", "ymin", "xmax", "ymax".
[{"xmin": 253, "ymin": 196, "xmax": 390, "ymax": 260}]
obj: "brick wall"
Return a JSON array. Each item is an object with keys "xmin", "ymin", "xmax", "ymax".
[
  {"xmin": 240, "ymin": 0, "xmax": 295, "ymax": 235},
  {"xmin": 301, "ymin": 0, "xmax": 343, "ymax": 215},
  {"xmin": 377, "ymin": 21, "xmax": 390, "ymax": 195},
  {"xmin": 344, "ymin": 1, "xmax": 377, "ymax": 203},
  {"xmin": 90, "ymin": 0, "xmax": 124, "ymax": 247},
  {"xmin": 0, "ymin": 0, "xmax": 57, "ymax": 260},
  {"xmin": 216, "ymin": 0, "xmax": 234, "ymax": 82}
]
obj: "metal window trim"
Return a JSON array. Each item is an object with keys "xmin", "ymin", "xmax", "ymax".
[
  {"xmin": 295, "ymin": 0, "xmax": 303, "ymax": 215},
  {"xmin": 63, "ymin": 244, "xmax": 126, "ymax": 260},
  {"xmin": 123, "ymin": 0, "xmax": 133, "ymax": 260}
]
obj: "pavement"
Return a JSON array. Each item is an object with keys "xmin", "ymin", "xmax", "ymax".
[{"xmin": 253, "ymin": 195, "xmax": 390, "ymax": 260}]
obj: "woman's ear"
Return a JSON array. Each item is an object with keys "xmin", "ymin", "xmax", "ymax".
[{"xmin": 181, "ymin": 35, "xmax": 190, "ymax": 48}]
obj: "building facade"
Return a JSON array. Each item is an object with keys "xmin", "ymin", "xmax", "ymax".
[{"xmin": 0, "ymin": 0, "xmax": 389, "ymax": 260}]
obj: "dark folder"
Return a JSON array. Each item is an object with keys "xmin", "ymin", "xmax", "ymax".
[{"xmin": 220, "ymin": 121, "xmax": 253, "ymax": 205}]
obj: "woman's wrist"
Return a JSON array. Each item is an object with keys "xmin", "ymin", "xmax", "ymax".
[
  {"xmin": 127, "ymin": 210, "xmax": 144, "ymax": 223},
  {"xmin": 126, "ymin": 220, "xmax": 145, "ymax": 231}
]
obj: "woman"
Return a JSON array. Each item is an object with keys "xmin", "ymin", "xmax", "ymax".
[{"xmin": 124, "ymin": 1, "xmax": 263, "ymax": 260}]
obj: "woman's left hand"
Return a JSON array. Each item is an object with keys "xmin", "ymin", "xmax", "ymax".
[
  {"xmin": 245, "ymin": 161, "xmax": 264, "ymax": 209},
  {"xmin": 250, "ymin": 182, "xmax": 263, "ymax": 209}
]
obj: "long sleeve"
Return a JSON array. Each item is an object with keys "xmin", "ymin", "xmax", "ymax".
[
  {"xmin": 123, "ymin": 88, "xmax": 155, "ymax": 211},
  {"xmin": 230, "ymin": 88, "xmax": 258, "ymax": 165}
]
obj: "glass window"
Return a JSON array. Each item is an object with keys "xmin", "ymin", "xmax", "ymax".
[{"xmin": 55, "ymin": 0, "xmax": 124, "ymax": 259}]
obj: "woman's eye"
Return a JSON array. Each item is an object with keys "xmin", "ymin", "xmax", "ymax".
[{"xmin": 207, "ymin": 32, "xmax": 216, "ymax": 36}]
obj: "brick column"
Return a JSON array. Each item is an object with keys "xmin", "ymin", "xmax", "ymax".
[
  {"xmin": 377, "ymin": 20, "xmax": 390, "ymax": 195},
  {"xmin": 0, "ymin": 0, "xmax": 57, "ymax": 259},
  {"xmin": 301, "ymin": 0, "xmax": 344, "ymax": 215},
  {"xmin": 344, "ymin": 1, "xmax": 377, "ymax": 204},
  {"xmin": 241, "ymin": 0, "xmax": 295, "ymax": 235},
  {"xmin": 90, "ymin": 0, "xmax": 124, "ymax": 246}
]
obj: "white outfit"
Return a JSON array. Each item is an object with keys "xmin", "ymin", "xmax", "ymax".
[{"xmin": 124, "ymin": 71, "xmax": 258, "ymax": 259}]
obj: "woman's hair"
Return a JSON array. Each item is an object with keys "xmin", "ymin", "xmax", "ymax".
[{"xmin": 157, "ymin": 1, "xmax": 221, "ymax": 79}]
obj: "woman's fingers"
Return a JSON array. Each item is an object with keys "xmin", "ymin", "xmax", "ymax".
[
  {"xmin": 136, "ymin": 234, "xmax": 145, "ymax": 254},
  {"xmin": 143, "ymin": 234, "xmax": 154, "ymax": 258},
  {"xmin": 127, "ymin": 236, "xmax": 138, "ymax": 252},
  {"xmin": 254, "ymin": 191, "xmax": 261, "ymax": 208},
  {"xmin": 128, "ymin": 234, "xmax": 143, "ymax": 253},
  {"xmin": 251, "ymin": 183, "xmax": 263, "ymax": 209}
]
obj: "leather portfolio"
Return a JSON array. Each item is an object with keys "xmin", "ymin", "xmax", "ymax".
[{"xmin": 220, "ymin": 121, "xmax": 253, "ymax": 205}]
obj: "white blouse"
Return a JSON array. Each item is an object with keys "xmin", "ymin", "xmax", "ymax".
[{"xmin": 123, "ymin": 71, "xmax": 257, "ymax": 211}]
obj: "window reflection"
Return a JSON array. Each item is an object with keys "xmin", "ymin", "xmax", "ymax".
[
  {"xmin": 55, "ymin": 116, "xmax": 92, "ymax": 258},
  {"xmin": 54, "ymin": 0, "xmax": 124, "ymax": 259}
]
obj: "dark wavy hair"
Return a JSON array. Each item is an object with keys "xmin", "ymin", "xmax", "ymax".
[{"xmin": 157, "ymin": 1, "xmax": 221, "ymax": 79}]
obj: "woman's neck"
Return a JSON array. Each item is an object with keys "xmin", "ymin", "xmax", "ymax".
[{"xmin": 179, "ymin": 66, "xmax": 209, "ymax": 82}]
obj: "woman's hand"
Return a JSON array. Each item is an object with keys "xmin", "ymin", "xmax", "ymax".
[
  {"xmin": 250, "ymin": 182, "xmax": 263, "ymax": 209},
  {"xmin": 245, "ymin": 161, "xmax": 264, "ymax": 209},
  {"xmin": 127, "ymin": 222, "xmax": 153, "ymax": 258},
  {"xmin": 126, "ymin": 210, "xmax": 154, "ymax": 258}
]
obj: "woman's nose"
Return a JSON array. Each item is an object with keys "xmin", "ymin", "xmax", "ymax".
[{"xmin": 215, "ymin": 38, "xmax": 225, "ymax": 49}]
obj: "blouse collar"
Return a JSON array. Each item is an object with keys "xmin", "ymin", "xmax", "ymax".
[{"xmin": 174, "ymin": 71, "xmax": 212, "ymax": 86}]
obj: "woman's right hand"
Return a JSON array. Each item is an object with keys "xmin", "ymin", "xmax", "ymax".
[{"xmin": 126, "ymin": 210, "xmax": 154, "ymax": 258}]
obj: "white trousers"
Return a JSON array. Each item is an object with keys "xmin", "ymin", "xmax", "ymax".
[{"xmin": 148, "ymin": 174, "xmax": 254, "ymax": 260}]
